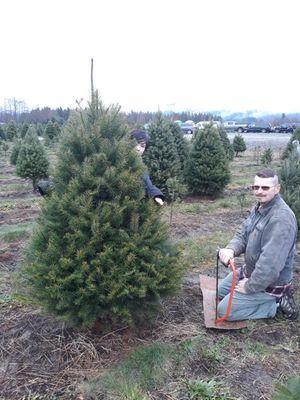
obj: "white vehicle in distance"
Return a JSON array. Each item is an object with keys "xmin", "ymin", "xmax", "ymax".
[
  {"xmin": 222, "ymin": 121, "xmax": 247, "ymax": 132},
  {"xmin": 180, "ymin": 120, "xmax": 196, "ymax": 134},
  {"xmin": 196, "ymin": 120, "xmax": 221, "ymax": 129}
]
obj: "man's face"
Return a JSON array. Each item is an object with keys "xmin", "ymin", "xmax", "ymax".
[
  {"xmin": 135, "ymin": 140, "xmax": 146, "ymax": 156},
  {"xmin": 252, "ymin": 175, "xmax": 280, "ymax": 205}
]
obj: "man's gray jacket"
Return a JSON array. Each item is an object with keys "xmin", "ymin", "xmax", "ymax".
[{"xmin": 226, "ymin": 194, "xmax": 297, "ymax": 294}]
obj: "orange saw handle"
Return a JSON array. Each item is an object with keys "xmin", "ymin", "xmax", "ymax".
[{"xmin": 215, "ymin": 259, "xmax": 236, "ymax": 324}]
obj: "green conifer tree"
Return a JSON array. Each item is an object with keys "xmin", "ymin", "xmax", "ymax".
[
  {"xmin": 261, "ymin": 147, "xmax": 273, "ymax": 166},
  {"xmin": 280, "ymin": 157, "xmax": 300, "ymax": 236},
  {"xmin": 10, "ymin": 137, "xmax": 22, "ymax": 165},
  {"xmin": 143, "ymin": 113, "xmax": 181, "ymax": 199},
  {"xmin": 232, "ymin": 133, "xmax": 247, "ymax": 156},
  {"xmin": 20, "ymin": 123, "xmax": 29, "ymax": 139},
  {"xmin": 0, "ymin": 125, "xmax": 6, "ymax": 140},
  {"xmin": 6, "ymin": 120, "xmax": 18, "ymax": 141},
  {"xmin": 36, "ymin": 123, "xmax": 45, "ymax": 137},
  {"xmin": 185, "ymin": 124, "xmax": 230, "ymax": 196},
  {"xmin": 16, "ymin": 127, "xmax": 49, "ymax": 187},
  {"xmin": 53, "ymin": 121, "xmax": 61, "ymax": 137},
  {"xmin": 272, "ymin": 377, "xmax": 300, "ymax": 400},
  {"xmin": 218, "ymin": 127, "xmax": 234, "ymax": 160},
  {"xmin": 17, "ymin": 93, "xmax": 182, "ymax": 328},
  {"xmin": 44, "ymin": 121, "xmax": 57, "ymax": 141},
  {"xmin": 167, "ymin": 120, "xmax": 189, "ymax": 180},
  {"xmin": 281, "ymin": 128, "xmax": 300, "ymax": 159},
  {"xmin": 0, "ymin": 141, "xmax": 9, "ymax": 157}
]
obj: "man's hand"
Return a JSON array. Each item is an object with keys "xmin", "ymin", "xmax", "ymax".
[
  {"xmin": 218, "ymin": 248, "xmax": 234, "ymax": 266},
  {"xmin": 154, "ymin": 197, "xmax": 164, "ymax": 205},
  {"xmin": 235, "ymin": 278, "xmax": 248, "ymax": 293}
]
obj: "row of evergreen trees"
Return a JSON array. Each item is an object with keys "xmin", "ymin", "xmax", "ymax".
[
  {"xmin": 12, "ymin": 92, "xmax": 298, "ymax": 331},
  {"xmin": 11, "ymin": 101, "xmax": 243, "ymax": 328},
  {"xmin": 6, "ymin": 113, "xmax": 245, "ymax": 199},
  {"xmin": 0, "ymin": 120, "xmax": 61, "ymax": 142},
  {"xmin": 143, "ymin": 114, "xmax": 246, "ymax": 199}
]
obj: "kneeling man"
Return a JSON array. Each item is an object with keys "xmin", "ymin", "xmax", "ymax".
[{"xmin": 218, "ymin": 169, "xmax": 298, "ymax": 321}]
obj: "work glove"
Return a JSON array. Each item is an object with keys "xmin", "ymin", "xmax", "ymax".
[
  {"xmin": 218, "ymin": 248, "xmax": 234, "ymax": 266},
  {"xmin": 154, "ymin": 197, "xmax": 164, "ymax": 205}
]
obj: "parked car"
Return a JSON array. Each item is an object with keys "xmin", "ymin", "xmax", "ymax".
[
  {"xmin": 223, "ymin": 121, "xmax": 247, "ymax": 132},
  {"xmin": 174, "ymin": 120, "xmax": 183, "ymax": 126},
  {"xmin": 180, "ymin": 121, "xmax": 196, "ymax": 134},
  {"xmin": 239, "ymin": 124, "xmax": 272, "ymax": 133},
  {"xmin": 272, "ymin": 125, "xmax": 294, "ymax": 133}
]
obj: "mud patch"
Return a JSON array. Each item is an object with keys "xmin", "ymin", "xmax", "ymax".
[
  {"xmin": 0, "ymin": 190, "xmax": 36, "ymax": 199},
  {"xmin": 0, "ymin": 178, "xmax": 32, "ymax": 185},
  {"xmin": 170, "ymin": 210, "xmax": 245, "ymax": 239},
  {"xmin": 0, "ymin": 207, "xmax": 40, "ymax": 225}
]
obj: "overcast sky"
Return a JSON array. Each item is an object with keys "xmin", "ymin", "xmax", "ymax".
[{"xmin": 1, "ymin": 0, "xmax": 300, "ymax": 113}]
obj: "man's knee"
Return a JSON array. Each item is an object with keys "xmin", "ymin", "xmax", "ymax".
[
  {"xmin": 217, "ymin": 283, "xmax": 229, "ymax": 300},
  {"xmin": 217, "ymin": 299, "xmax": 235, "ymax": 320}
]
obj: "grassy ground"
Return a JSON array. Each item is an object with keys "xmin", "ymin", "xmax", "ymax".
[{"xmin": 0, "ymin": 144, "xmax": 299, "ymax": 400}]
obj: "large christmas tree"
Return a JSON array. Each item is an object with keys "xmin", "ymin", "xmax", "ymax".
[{"xmin": 19, "ymin": 92, "xmax": 182, "ymax": 328}]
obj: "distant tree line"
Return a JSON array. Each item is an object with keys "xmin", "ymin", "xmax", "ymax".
[
  {"xmin": 0, "ymin": 98, "xmax": 220, "ymax": 126},
  {"xmin": 0, "ymin": 106, "xmax": 70, "ymax": 124}
]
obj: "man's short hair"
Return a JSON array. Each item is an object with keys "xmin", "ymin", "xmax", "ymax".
[{"xmin": 255, "ymin": 169, "xmax": 279, "ymax": 184}]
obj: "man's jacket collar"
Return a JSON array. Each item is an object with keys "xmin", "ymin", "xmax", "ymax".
[{"xmin": 256, "ymin": 194, "xmax": 281, "ymax": 215}]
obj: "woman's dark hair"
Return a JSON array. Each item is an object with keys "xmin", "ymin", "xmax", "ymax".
[{"xmin": 130, "ymin": 129, "xmax": 149, "ymax": 149}]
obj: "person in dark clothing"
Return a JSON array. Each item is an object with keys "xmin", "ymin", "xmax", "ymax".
[
  {"xmin": 36, "ymin": 179, "xmax": 54, "ymax": 196},
  {"xmin": 130, "ymin": 129, "xmax": 164, "ymax": 205}
]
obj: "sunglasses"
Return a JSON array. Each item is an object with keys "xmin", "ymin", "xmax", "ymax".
[{"xmin": 251, "ymin": 185, "xmax": 275, "ymax": 191}]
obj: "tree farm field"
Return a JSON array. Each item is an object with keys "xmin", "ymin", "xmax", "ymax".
[{"xmin": 0, "ymin": 134, "xmax": 299, "ymax": 400}]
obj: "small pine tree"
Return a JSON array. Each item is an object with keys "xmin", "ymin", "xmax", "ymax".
[
  {"xmin": 218, "ymin": 127, "xmax": 234, "ymax": 160},
  {"xmin": 0, "ymin": 141, "xmax": 9, "ymax": 157},
  {"xmin": 261, "ymin": 147, "xmax": 273, "ymax": 166},
  {"xmin": 185, "ymin": 124, "xmax": 230, "ymax": 196},
  {"xmin": 253, "ymin": 146, "xmax": 262, "ymax": 165},
  {"xmin": 280, "ymin": 158, "xmax": 300, "ymax": 236},
  {"xmin": 16, "ymin": 127, "xmax": 49, "ymax": 188},
  {"xmin": 166, "ymin": 176, "xmax": 187, "ymax": 224},
  {"xmin": 143, "ymin": 113, "xmax": 181, "ymax": 199},
  {"xmin": 232, "ymin": 133, "xmax": 246, "ymax": 156},
  {"xmin": 20, "ymin": 123, "xmax": 29, "ymax": 139},
  {"xmin": 53, "ymin": 121, "xmax": 61, "ymax": 137},
  {"xmin": 44, "ymin": 121, "xmax": 57, "ymax": 141},
  {"xmin": 281, "ymin": 128, "xmax": 300, "ymax": 160},
  {"xmin": 167, "ymin": 120, "xmax": 189, "ymax": 179},
  {"xmin": 10, "ymin": 138, "xmax": 22, "ymax": 165},
  {"xmin": 17, "ymin": 92, "xmax": 183, "ymax": 328},
  {"xmin": 0, "ymin": 125, "xmax": 6, "ymax": 140},
  {"xmin": 36, "ymin": 123, "xmax": 44, "ymax": 137},
  {"xmin": 6, "ymin": 120, "xmax": 18, "ymax": 141},
  {"xmin": 272, "ymin": 377, "xmax": 300, "ymax": 400}
]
